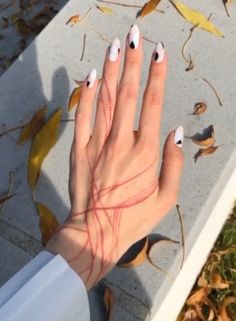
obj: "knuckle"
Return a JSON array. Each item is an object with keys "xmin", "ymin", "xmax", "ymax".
[
  {"xmin": 144, "ymin": 90, "xmax": 160, "ymax": 108},
  {"xmin": 119, "ymin": 85, "xmax": 137, "ymax": 102}
]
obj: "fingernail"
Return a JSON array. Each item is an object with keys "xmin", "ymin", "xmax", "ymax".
[
  {"xmin": 174, "ymin": 125, "xmax": 184, "ymax": 148},
  {"xmin": 153, "ymin": 42, "xmax": 165, "ymax": 63},
  {"xmin": 128, "ymin": 24, "xmax": 140, "ymax": 49},
  {"xmin": 109, "ymin": 38, "xmax": 120, "ymax": 62},
  {"xmin": 86, "ymin": 68, "xmax": 97, "ymax": 88}
]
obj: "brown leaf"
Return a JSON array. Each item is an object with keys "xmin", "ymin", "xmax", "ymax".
[
  {"xmin": 220, "ymin": 296, "xmax": 236, "ymax": 321},
  {"xmin": 17, "ymin": 107, "xmax": 47, "ymax": 144},
  {"xmin": 0, "ymin": 194, "xmax": 15, "ymax": 205},
  {"xmin": 186, "ymin": 287, "xmax": 210, "ymax": 305},
  {"xmin": 68, "ymin": 86, "xmax": 82, "ymax": 111},
  {"xmin": 66, "ymin": 15, "xmax": 80, "ymax": 26},
  {"xmin": 193, "ymin": 102, "xmax": 207, "ymax": 115},
  {"xmin": 192, "ymin": 137, "xmax": 215, "ymax": 148},
  {"xmin": 28, "ymin": 109, "xmax": 62, "ymax": 188},
  {"xmin": 185, "ymin": 58, "xmax": 194, "ymax": 72},
  {"xmin": 118, "ymin": 237, "xmax": 149, "ymax": 267},
  {"xmin": 137, "ymin": 0, "xmax": 161, "ymax": 18},
  {"xmin": 103, "ymin": 286, "xmax": 115, "ymax": 321},
  {"xmin": 211, "ymin": 273, "xmax": 229, "ymax": 289},
  {"xmin": 194, "ymin": 146, "xmax": 219, "ymax": 163},
  {"xmin": 35, "ymin": 201, "xmax": 59, "ymax": 245}
]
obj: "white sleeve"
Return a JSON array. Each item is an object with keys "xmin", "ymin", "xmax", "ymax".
[{"xmin": 0, "ymin": 251, "xmax": 90, "ymax": 321}]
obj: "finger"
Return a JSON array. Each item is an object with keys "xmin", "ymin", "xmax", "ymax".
[
  {"xmin": 157, "ymin": 126, "xmax": 184, "ymax": 211},
  {"xmin": 74, "ymin": 68, "xmax": 98, "ymax": 149},
  {"xmin": 92, "ymin": 39, "xmax": 121, "ymax": 147},
  {"xmin": 139, "ymin": 42, "xmax": 167, "ymax": 144},
  {"xmin": 111, "ymin": 24, "xmax": 143, "ymax": 137}
]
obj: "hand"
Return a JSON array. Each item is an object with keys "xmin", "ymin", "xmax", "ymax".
[{"xmin": 46, "ymin": 25, "xmax": 184, "ymax": 290}]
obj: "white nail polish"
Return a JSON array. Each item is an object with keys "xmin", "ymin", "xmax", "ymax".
[
  {"xmin": 128, "ymin": 24, "xmax": 140, "ymax": 49},
  {"xmin": 175, "ymin": 125, "xmax": 184, "ymax": 148},
  {"xmin": 153, "ymin": 42, "xmax": 165, "ymax": 63},
  {"xmin": 109, "ymin": 38, "xmax": 120, "ymax": 62},
  {"xmin": 86, "ymin": 68, "xmax": 97, "ymax": 88}
]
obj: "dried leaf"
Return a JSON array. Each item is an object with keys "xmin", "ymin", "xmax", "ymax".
[
  {"xmin": 223, "ymin": 0, "xmax": 231, "ymax": 17},
  {"xmin": 186, "ymin": 288, "xmax": 210, "ymax": 305},
  {"xmin": 103, "ymin": 286, "xmax": 115, "ymax": 321},
  {"xmin": 17, "ymin": 107, "xmax": 47, "ymax": 144},
  {"xmin": 66, "ymin": 15, "xmax": 80, "ymax": 26},
  {"xmin": 172, "ymin": 1, "xmax": 223, "ymax": 37},
  {"xmin": 137, "ymin": 0, "xmax": 161, "ymax": 18},
  {"xmin": 28, "ymin": 109, "xmax": 62, "ymax": 188},
  {"xmin": 118, "ymin": 237, "xmax": 149, "ymax": 267},
  {"xmin": 68, "ymin": 86, "xmax": 82, "ymax": 111},
  {"xmin": 220, "ymin": 297, "xmax": 236, "ymax": 321},
  {"xmin": 185, "ymin": 58, "xmax": 194, "ymax": 71},
  {"xmin": 211, "ymin": 273, "xmax": 229, "ymax": 289},
  {"xmin": 194, "ymin": 146, "xmax": 219, "ymax": 162},
  {"xmin": 0, "ymin": 194, "xmax": 15, "ymax": 205},
  {"xmin": 193, "ymin": 102, "xmax": 207, "ymax": 115},
  {"xmin": 192, "ymin": 137, "xmax": 215, "ymax": 148},
  {"xmin": 35, "ymin": 201, "xmax": 59, "ymax": 245},
  {"xmin": 96, "ymin": 5, "xmax": 113, "ymax": 14}
]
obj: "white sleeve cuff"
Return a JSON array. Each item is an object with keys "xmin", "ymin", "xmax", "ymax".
[{"xmin": 0, "ymin": 251, "xmax": 90, "ymax": 321}]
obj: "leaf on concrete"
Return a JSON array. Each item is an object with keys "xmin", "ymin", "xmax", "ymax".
[
  {"xmin": 96, "ymin": 5, "xmax": 113, "ymax": 14},
  {"xmin": 17, "ymin": 106, "xmax": 47, "ymax": 144},
  {"xmin": 118, "ymin": 237, "xmax": 149, "ymax": 267},
  {"xmin": 68, "ymin": 86, "xmax": 82, "ymax": 111},
  {"xmin": 28, "ymin": 108, "xmax": 62, "ymax": 188},
  {"xmin": 223, "ymin": 0, "xmax": 232, "ymax": 17},
  {"xmin": 66, "ymin": 14, "xmax": 80, "ymax": 26},
  {"xmin": 172, "ymin": 1, "xmax": 223, "ymax": 37},
  {"xmin": 194, "ymin": 146, "xmax": 219, "ymax": 163},
  {"xmin": 137, "ymin": 0, "xmax": 161, "ymax": 18},
  {"xmin": 103, "ymin": 286, "xmax": 115, "ymax": 321},
  {"xmin": 193, "ymin": 102, "xmax": 207, "ymax": 115},
  {"xmin": 192, "ymin": 137, "xmax": 215, "ymax": 148},
  {"xmin": 35, "ymin": 201, "xmax": 59, "ymax": 245}
]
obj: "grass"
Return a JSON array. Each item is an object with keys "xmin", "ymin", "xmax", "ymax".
[{"xmin": 177, "ymin": 203, "xmax": 236, "ymax": 321}]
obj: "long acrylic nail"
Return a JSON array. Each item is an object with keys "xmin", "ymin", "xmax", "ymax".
[
  {"xmin": 174, "ymin": 125, "xmax": 184, "ymax": 148},
  {"xmin": 153, "ymin": 42, "xmax": 165, "ymax": 63},
  {"xmin": 86, "ymin": 68, "xmax": 97, "ymax": 88},
  {"xmin": 128, "ymin": 24, "xmax": 140, "ymax": 49},
  {"xmin": 109, "ymin": 38, "xmax": 120, "ymax": 62}
]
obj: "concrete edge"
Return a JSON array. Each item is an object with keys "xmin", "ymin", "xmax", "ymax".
[{"xmin": 151, "ymin": 149, "xmax": 236, "ymax": 321}]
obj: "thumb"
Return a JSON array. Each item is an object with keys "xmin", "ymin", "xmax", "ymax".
[{"xmin": 157, "ymin": 126, "xmax": 184, "ymax": 210}]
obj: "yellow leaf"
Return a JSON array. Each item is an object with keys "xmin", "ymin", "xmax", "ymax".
[
  {"xmin": 172, "ymin": 1, "xmax": 223, "ymax": 37},
  {"xmin": 137, "ymin": 0, "xmax": 161, "ymax": 18},
  {"xmin": 96, "ymin": 5, "xmax": 113, "ymax": 15},
  {"xmin": 28, "ymin": 109, "xmax": 62, "ymax": 188},
  {"xmin": 68, "ymin": 86, "xmax": 82, "ymax": 111},
  {"xmin": 103, "ymin": 286, "xmax": 115, "ymax": 321},
  {"xmin": 66, "ymin": 14, "xmax": 80, "ymax": 26},
  {"xmin": 192, "ymin": 137, "xmax": 215, "ymax": 148},
  {"xmin": 35, "ymin": 201, "xmax": 59, "ymax": 245},
  {"xmin": 17, "ymin": 106, "xmax": 47, "ymax": 145}
]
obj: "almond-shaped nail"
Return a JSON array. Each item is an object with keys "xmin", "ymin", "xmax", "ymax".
[
  {"xmin": 175, "ymin": 125, "xmax": 184, "ymax": 148},
  {"xmin": 86, "ymin": 68, "xmax": 97, "ymax": 88},
  {"xmin": 153, "ymin": 42, "xmax": 165, "ymax": 63},
  {"xmin": 109, "ymin": 38, "xmax": 120, "ymax": 62},
  {"xmin": 128, "ymin": 24, "xmax": 140, "ymax": 49}
]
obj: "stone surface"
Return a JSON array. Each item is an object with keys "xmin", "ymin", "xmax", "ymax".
[{"xmin": 0, "ymin": 0, "xmax": 236, "ymax": 320}]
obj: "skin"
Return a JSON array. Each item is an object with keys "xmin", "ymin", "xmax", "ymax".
[{"xmin": 46, "ymin": 30, "xmax": 184, "ymax": 290}]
